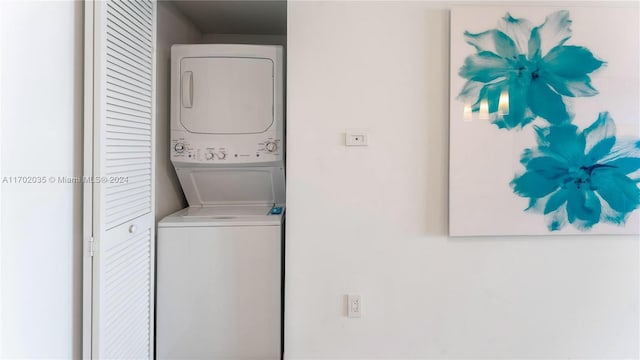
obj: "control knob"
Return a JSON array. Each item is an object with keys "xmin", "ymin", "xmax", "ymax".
[
  {"xmin": 265, "ymin": 141, "xmax": 278, "ymax": 153},
  {"xmin": 174, "ymin": 143, "xmax": 185, "ymax": 153},
  {"xmin": 205, "ymin": 152, "xmax": 214, "ymax": 160},
  {"xmin": 216, "ymin": 151, "xmax": 227, "ymax": 160}
]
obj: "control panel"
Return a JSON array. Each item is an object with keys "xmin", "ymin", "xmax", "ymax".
[{"xmin": 171, "ymin": 134, "xmax": 282, "ymax": 164}]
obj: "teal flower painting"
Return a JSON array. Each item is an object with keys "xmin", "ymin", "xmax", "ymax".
[
  {"xmin": 449, "ymin": 6, "xmax": 640, "ymax": 236},
  {"xmin": 458, "ymin": 11, "xmax": 605, "ymax": 129},
  {"xmin": 511, "ymin": 112, "xmax": 640, "ymax": 231}
]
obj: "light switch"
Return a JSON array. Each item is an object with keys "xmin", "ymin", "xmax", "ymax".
[{"xmin": 345, "ymin": 131, "xmax": 368, "ymax": 146}]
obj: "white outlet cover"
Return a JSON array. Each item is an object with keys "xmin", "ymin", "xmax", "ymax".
[{"xmin": 347, "ymin": 294, "xmax": 362, "ymax": 318}]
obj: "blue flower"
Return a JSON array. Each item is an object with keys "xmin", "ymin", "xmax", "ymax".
[
  {"xmin": 458, "ymin": 11, "xmax": 605, "ymax": 129},
  {"xmin": 511, "ymin": 112, "xmax": 640, "ymax": 231}
]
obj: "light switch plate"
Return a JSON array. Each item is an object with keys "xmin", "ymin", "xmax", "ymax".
[{"xmin": 345, "ymin": 131, "xmax": 368, "ymax": 146}]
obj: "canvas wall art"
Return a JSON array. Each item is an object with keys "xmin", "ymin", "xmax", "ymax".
[{"xmin": 449, "ymin": 6, "xmax": 640, "ymax": 236}]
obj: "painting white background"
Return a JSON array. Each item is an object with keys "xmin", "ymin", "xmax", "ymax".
[{"xmin": 450, "ymin": 6, "xmax": 640, "ymax": 236}]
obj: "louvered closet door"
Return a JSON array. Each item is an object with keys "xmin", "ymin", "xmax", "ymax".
[{"xmin": 85, "ymin": 0, "xmax": 156, "ymax": 358}]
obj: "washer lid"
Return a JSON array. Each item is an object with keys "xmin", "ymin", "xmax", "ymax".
[
  {"xmin": 182, "ymin": 205, "xmax": 273, "ymax": 218},
  {"xmin": 175, "ymin": 165, "xmax": 286, "ymax": 207},
  {"xmin": 179, "ymin": 56, "xmax": 274, "ymax": 134},
  {"xmin": 158, "ymin": 205, "xmax": 284, "ymax": 227}
]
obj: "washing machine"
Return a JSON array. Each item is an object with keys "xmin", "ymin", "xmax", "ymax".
[
  {"xmin": 157, "ymin": 206, "xmax": 284, "ymax": 359},
  {"xmin": 157, "ymin": 44, "xmax": 285, "ymax": 360}
]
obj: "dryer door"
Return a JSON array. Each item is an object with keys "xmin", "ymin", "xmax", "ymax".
[{"xmin": 179, "ymin": 57, "xmax": 274, "ymax": 134}]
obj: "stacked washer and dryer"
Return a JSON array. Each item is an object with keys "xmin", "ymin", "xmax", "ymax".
[{"xmin": 157, "ymin": 44, "xmax": 285, "ymax": 359}]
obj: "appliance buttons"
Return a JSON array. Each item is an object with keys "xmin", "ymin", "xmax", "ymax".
[
  {"xmin": 265, "ymin": 141, "xmax": 278, "ymax": 152},
  {"xmin": 174, "ymin": 143, "xmax": 185, "ymax": 153}
]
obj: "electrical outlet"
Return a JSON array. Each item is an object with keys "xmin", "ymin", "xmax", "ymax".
[{"xmin": 347, "ymin": 294, "xmax": 362, "ymax": 318}]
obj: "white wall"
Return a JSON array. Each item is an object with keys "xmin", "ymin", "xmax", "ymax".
[
  {"xmin": 0, "ymin": 2, "xmax": 4, "ymax": 354},
  {"xmin": 155, "ymin": 1, "xmax": 201, "ymax": 222},
  {"xmin": 0, "ymin": 0, "xmax": 84, "ymax": 358},
  {"xmin": 285, "ymin": 2, "xmax": 639, "ymax": 359},
  {"xmin": 201, "ymin": 33, "xmax": 286, "ymax": 46}
]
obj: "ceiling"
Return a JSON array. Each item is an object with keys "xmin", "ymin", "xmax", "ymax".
[{"xmin": 170, "ymin": 0, "xmax": 287, "ymax": 35}]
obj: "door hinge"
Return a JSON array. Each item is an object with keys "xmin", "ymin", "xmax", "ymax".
[{"xmin": 89, "ymin": 237, "xmax": 95, "ymax": 257}]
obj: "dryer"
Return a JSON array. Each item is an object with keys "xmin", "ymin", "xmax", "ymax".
[
  {"xmin": 157, "ymin": 44, "xmax": 284, "ymax": 360},
  {"xmin": 169, "ymin": 44, "xmax": 285, "ymax": 203}
]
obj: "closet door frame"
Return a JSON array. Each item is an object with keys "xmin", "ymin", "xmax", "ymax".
[{"xmin": 82, "ymin": 1, "xmax": 95, "ymax": 356}]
